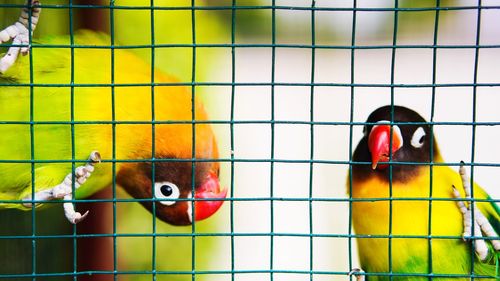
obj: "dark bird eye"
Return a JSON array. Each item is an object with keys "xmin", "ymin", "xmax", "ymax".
[
  {"xmin": 160, "ymin": 185, "xmax": 173, "ymax": 196},
  {"xmin": 154, "ymin": 182, "xmax": 180, "ymax": 206},
  {"xmin": 411, "ymin": 127, "xmax": 426, "ymax": 148}
]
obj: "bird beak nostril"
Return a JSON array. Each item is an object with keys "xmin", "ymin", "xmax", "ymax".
[{"xmin": 368, "ymin": 124, "xmax": 403, "ymax": 170}]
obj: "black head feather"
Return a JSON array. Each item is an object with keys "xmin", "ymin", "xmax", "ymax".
[{"xmin": 352, "ymin": 105, "xmax": 440, "ymax": 183}]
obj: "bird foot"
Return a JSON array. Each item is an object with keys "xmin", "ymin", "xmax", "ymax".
[
  {"xmin": 22, "ymin": 151, "xmax": 101, "ymax": 224},
  {"xmin": 0, "ymin": 0, "xmax": 41, "ymax": 73},
  {"xmin": 348, "ymin": 268, "xmax": 365, "ymax": 281},
  {"xmin": 452, "ymin": 161, "xmax": 500, "ymax": 261}
]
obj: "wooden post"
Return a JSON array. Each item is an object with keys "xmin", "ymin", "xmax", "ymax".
[{"xmin": 74, "ymin": 1, "xmax": 114, "ymax": 280}]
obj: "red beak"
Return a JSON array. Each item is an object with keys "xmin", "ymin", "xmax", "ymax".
[
  {"xmin": 193, "ymin": 172, "xmax": 227, "ymax": 221},
  {"xmin": 368, "ymin": 124, "xmax": 403, "ymax": 170}
]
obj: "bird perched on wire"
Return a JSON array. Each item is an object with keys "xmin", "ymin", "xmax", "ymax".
[
  {"xmin": 348, "ymin": 105, "xmax": 499, "ymax": 280},
  {"xmin": 0, "ymin": 1, "xmax": 226, "ymax": 225}
]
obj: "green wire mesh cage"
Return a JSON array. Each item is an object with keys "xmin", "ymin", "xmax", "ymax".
[{"xmin": 0, "ymin": 0, "xmax": 499, "ymax": 280}]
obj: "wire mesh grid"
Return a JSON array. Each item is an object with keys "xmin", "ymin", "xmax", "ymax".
[{"xmin": 0, "ymin": 0, "xmax": 499, "ymax": 280}]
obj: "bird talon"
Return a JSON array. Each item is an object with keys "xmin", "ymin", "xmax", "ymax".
[
  {"xmin": 0, "ymin": 0, "xmax": 41, "ymax": 73},
  {"xmin": 348, "ymin": 268, "xmax": 365, "ymax": 281},
  {"xmin": 52, "ymin": 183, "xmax": 71, "ymax": 199},
  {"xmin": 89, "ymin": 151, "xmax": 101, "ymax": 163},
  {"xmin": 453, "ymin": 161, "xmax": 500, "ymax": 261},
  {"xmin": 69, "ymin": 210, "xmax": 90, "ymax": 224},
  {"xmin": 75, "ymin": 166, "xmax": 87, "ymax": 177},
  {"xmin": 19, "ymin": 150, "xmax": 100, "ymax": 224},
  {"xmin": 63, "ymin": 193, "xmax": 89, "ymax": 224},
  {"xmin": 76, "ymin": 176, "xmax": 87, "ymax": 185},
  {"xmin": 21, "ymin": 46, "xmax": 31, "ymax": 55}
]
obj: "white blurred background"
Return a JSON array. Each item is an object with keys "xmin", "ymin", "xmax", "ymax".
[{"xmin": 202, "ymin": 0, "xmax": 500, "ymax": 280}]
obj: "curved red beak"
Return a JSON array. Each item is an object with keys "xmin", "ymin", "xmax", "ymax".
[
  {"xmin": 368, "ymin": 123, "xmax": 403, "ymax": 170},
  {"xmin": 193, "ymin": 172, "xmax": 227, "ymax": 222}
]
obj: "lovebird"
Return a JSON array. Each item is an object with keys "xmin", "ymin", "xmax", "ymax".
[
  {"xmin": 348, "ymin": 105, "xmax": 499, "ymax": 280},
  {"xmin": 0, "ymin": 30, "xmax": 227, "ymax": 225}
]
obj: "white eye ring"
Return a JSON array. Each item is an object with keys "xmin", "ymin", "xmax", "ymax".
[
  {"xmin": 154, "ymin": 182, "xmax": 180, "ymax": 206},
  {"xmin": 411, "ymin": 127, "xmax": 426, "ymax": 148}
]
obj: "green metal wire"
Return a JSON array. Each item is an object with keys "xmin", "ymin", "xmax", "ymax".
[
  {"xmin": 230, "ymin": 1, "xmax": 236, "ymax": 281},
  {"xmin": 388, "ymin": 1, "xmax": 400, "ymax": 280},
  {"xmin": 190, "ymin": 1, "xmax": 198, "ymax": 281},
  {"xmin": 470, "ymin": 1, "xmax": 483, "ymax": 279},
  {"xmin": 347, "ymin": 0, "xmax": 357, "ymax": 279},
  {"xmin": 426, "ymin": 0, "xmax": 441, "ymax": 278},
  {"xmin": 2, "ymin": 3, "xmax": 500, "ymax": 12},
  {"xmin": 149, "ymin": 1, "xmax": 158, "ymax": 281},
  {"xmin": 4, "ymin": 81, "xmax": 500, "ymax": 89},
  {"xmin": 2, "ymin": 194, "xmax": 498, "ymax": 206},
  {"xmin": 0, "ymin": 1, "xmax": 499, "ymax": 280},
  {"xmin": 27, "ymin": 0, "xmax": 36, "ymax": 280},
  {"xmin": 4, "ymin": 42, "xmax": 500, "ymax": 50},
  {"xmin": 109, "ymin": 1, "xmax": 118, "ymax": 280},
  {"xmin": 0, "ymin": 270, "xmax": 488, "ymax": 279},
  {"xmin": 308, "ymin": 1, "xmax": 316, "ymax": 280},
  {"xmin": 270, "ymin": 1, "xmax": 276, "ymax": 280},
  {"xmin": 68, "ymin": 1, "xmax": 79, "ymax": 280}
]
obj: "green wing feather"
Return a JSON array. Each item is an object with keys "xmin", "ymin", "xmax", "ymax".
[
  {"xmin": 483, "ymin": 195, "xmax": 499, "ymax": 273},
  {"xmin": 484, "ymin": 195, "xmax": 500, "ymax": 235},
  {"xmin": 0, "ymin": 31, "xmax": 117, "ymax": 207}
]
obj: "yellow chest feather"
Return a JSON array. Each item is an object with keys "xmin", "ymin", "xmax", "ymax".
[{"xmin": 351, "ymin": 167, "xmax": 464, "ymax": 237}]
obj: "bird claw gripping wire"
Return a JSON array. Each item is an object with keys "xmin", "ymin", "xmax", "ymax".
[
  {"xmin": 348, "ymin": 268, "xmax": 365, "ymax": 281},
  {"xmin": 0, "ymin": 0, "xmax": 41, "ymax": 73},
  {"xmin": 452, "ymin": 161, "xmax": 500, "ymax": 261},
  {"xmin": 22, "ymin": 151, "xmax": 101, "ymax": 224}
]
